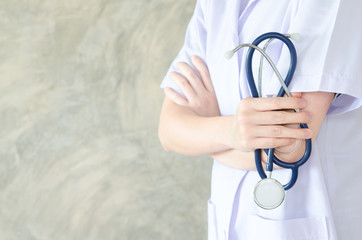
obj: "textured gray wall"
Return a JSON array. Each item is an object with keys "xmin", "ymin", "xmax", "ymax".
[{"xmin": 0, "ymin": 0, "xmax": 212, "ymax": 239}]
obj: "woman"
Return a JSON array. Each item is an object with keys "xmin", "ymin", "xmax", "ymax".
[{"xmin": 158, "ymin": 0, "xmax": 362, "ymax": 239}]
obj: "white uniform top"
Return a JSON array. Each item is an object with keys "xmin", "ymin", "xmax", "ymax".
[{"xmin": 161, "ymin": 0, "xmax": 362, "ymax": 239}]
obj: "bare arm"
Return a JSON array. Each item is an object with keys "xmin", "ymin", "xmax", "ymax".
[
  {"xmin": 159, "ymin": 96, "xmax": 261, "ymax": 169},
  {"xmin": 159, "ymin": 97, "xmax": 232, "ymax": 156},
  {"xmin": 158, "ymin": 56, "xmax": 315, "ymax": 168},
  {"xmin": 160, "ymin": 56, "xmax": 336, "ymax": 169}
]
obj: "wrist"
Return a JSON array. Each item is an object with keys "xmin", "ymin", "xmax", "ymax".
[
  {"xmin": 222, "ymin": 115, "xmax": 236, "ymax": 149},
  {"xmin": 275, "ymin": 139, "xmax": 301, "ymax": 154},
  {"xmin": 274, "ymin": 139, "xmax": 306, "ymax": 163}
]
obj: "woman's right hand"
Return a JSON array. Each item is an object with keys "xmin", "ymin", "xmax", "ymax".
[{"xmin": 228, "ymin": 96, "xmax": 313, "ymax": 152}]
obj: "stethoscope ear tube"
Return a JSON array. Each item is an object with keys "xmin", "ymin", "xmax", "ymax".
[
  {"xmin": 245, "ymin": 32, "xmax": 297, "ymax": 98},
  {"xmin": 247, "ymin": 32, "xmax": 312, "ymax": 192},
  {"xmin": 227, "ymin": 32, "xmax": 312, "ymax": 208}
]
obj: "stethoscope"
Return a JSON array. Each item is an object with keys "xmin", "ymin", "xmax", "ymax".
[{"xmin": 225, "ymin": 32, "xmax": 312, "ymax": 210}]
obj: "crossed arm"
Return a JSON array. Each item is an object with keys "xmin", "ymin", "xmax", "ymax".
[{"xmin": 158, "ymin": 56, "xmax": 334, "ymax": 170}]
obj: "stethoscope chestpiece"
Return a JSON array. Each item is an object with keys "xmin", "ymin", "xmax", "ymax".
[{"xmin": 254, "ymin": 178, "xmax": 285, "ymax": 210}]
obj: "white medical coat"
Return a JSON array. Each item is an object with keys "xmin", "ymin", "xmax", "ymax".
[{"xmin": 161, "ymin": 0, "xmax": 362, "ymax": 239}]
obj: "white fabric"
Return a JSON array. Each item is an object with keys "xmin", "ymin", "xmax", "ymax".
[{"xmin": 161, "ymin": 0, "xmax": 362, "ymax": 239}]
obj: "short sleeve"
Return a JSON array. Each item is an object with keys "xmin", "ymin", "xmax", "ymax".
[
  {"xmin": 160, "ymin": 0, "xmax": 207, "ymax": 97},
  {"xmin": 264, "ymin": 0, "xmax": 362, "ymax": 115},
  {"xmin": 319, "ymin": 0, "xmax": 362, "ymax": 115}
]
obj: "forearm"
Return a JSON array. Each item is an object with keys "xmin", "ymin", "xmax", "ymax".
[
  {"xmin": 273, "ymin": 92, "xmax": 335, "ymax": 162},
  {"xmin": 158, "ymin": 97, "xmax": 233, "ymax": 156},
  {"xmin": 211, "ymin": 145, "xmax": 303, "ymax": 170},
  {"xmin": 211, "ymin": 149, "xmax": 267, "ymax": 170}
]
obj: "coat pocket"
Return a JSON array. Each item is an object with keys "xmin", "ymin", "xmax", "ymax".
[
  {"xmin": 208, "ymin": 199, "xmax": 218, "ymax": 240},
  {"xmin": 244, "ymin": 215, "xmax": 329, "ymax": 240}
]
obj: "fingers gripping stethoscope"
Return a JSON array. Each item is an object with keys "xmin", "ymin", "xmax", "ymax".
[{"xmin": 225, "ymin": 32, "xmax": 312, "ymax": 210}]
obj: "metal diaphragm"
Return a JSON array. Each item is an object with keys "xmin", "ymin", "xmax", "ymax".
[{"xmin": 254, "ymin": 178, "xmax": 285, "ymax": 210}]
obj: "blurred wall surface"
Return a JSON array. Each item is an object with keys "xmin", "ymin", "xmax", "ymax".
[{"xmin": 0, "ymin": 0, "xmax": 212, "ymax": 239}]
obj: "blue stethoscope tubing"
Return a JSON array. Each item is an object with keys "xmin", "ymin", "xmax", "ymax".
[{"xmin": 245, "ymin": 32, "xmax": 312, "ymax": 190}]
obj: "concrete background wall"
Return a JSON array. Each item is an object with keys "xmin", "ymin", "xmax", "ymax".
[{"xmin": 0, "ymin": 0, "xmax": 212, "ymax": 239}]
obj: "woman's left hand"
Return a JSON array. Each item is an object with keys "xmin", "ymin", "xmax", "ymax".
[{"xmin": 164, "ymin": 56, "xmax": 220, "ymax": 117}]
